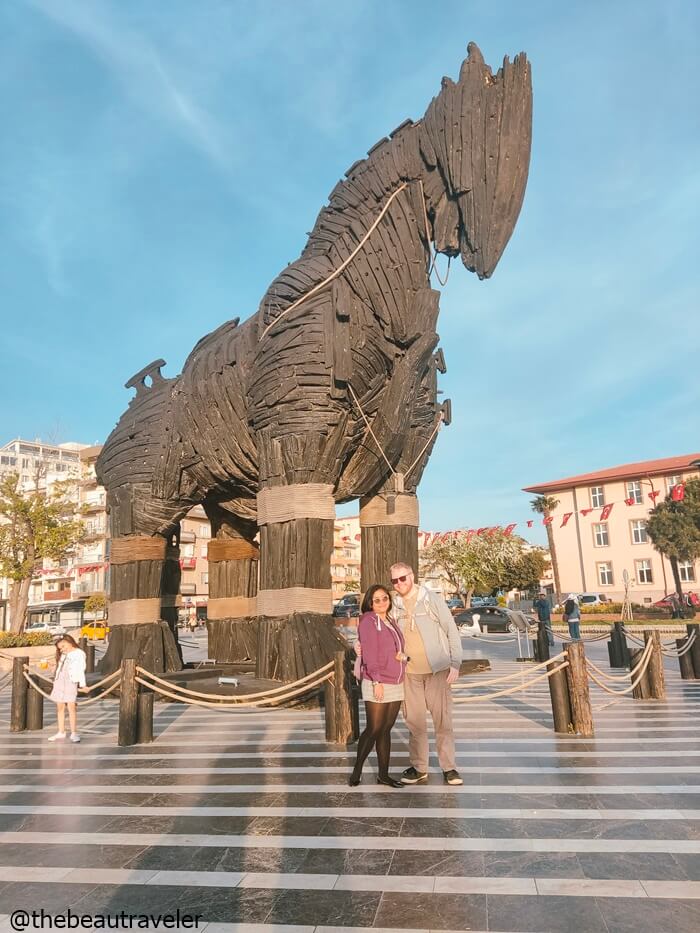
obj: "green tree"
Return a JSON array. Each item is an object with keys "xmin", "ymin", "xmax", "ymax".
[
  {"xmin": 0, "ymin": 474, "xmax": 84, "ymax": 632},
  {"xmin": 503, "ymin": 547, "xmax": 550, "ymax": 593},
  {"xmin": 646, "ymin": 478, "xmax": 700, "ymax": 599},
  {"xmin": 530, "ymin": 494, "xmax": 562, "ymax": 604},
  {"xmin": 84, "ymin": 593, "xmax": 107, "ymax": 617},
  {"xmin": 421, "ymin": 530, "xmax": 533, "ymax": 604}
]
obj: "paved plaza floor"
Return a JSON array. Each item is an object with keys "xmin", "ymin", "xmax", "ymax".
[{"xmin": 0, "ymin": 635, "xmax": 699, "ymax": 932}]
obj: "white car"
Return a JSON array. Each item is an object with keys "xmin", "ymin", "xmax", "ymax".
[{"xmin": 25, "ymin": 621, "xmax": 64, "ymax": 637}]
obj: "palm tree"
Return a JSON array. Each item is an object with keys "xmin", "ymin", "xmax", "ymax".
[{"xmin": 530, "ymin": 494, "xmax": 562, "ymax": 605}]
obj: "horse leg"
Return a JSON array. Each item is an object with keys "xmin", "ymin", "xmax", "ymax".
[
  {"xmin": 203, "ymin": 500, "xmax": 259, "ymax": 663},
  {"xmin": 360, "ymin": 489, "xmax": 419, "ymax": 590},
  {"xmin": 100, "ymin": 482, "xmax": 192, "ymax": 675},
  {"xmin": 254, "ymin": 429, "xmax": 343, "ymax": 680}
]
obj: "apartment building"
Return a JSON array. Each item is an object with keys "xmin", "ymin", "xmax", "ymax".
[
  {"xmin": 523, "ymin": 453, "xmax": 700, "ymax": 603},
  {"xmin": 332, "ymin": 515, "xmax": 361, "ymax": 601},
  {"xmin": 179, "ymin": 505, "xmax": 211, "ymax": 615}
]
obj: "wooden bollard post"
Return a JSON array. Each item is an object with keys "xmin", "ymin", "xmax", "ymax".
[
  {"xmin": 677, "ymin": 638, "xmax": 697, "ymax": 680},
  {"xmin": 686, "ymin": 624, "xmax": 700, "ymax": 679},
  {"xmin": 79, "ymin": 636, "xmax": 88, "ymax": 653},
  {"xmin": 85, "ymin": 644, "xmax": 95, "ymax": 674},
  {"xmin": 118, "ymin": 658, "xmax": 138, "ymax": 747},
  {"xmin": 325, "ymin": 650, "xmax": 358, "ymax": 745},
  {"xmin": 564, "ymin": 641, "xmax": 594, "ymax": 737},
  {"xmin": 536, "ymin": 621, "xmax": 551, "ymax": 663},
  {"xmin": 10, "ymin": 657, "xmax": 29, "ymax": 733},
  {"xmin": 26, "ymin": 681, "xmax": 44, "ymax": 731},
  {"xmin": 547, "ymin": 658, "xmax": 573, "ymax": 734},
  {"xmin": 609, "ymin": 622, "xmax": 629, "ymax": 668},
  {"xmin": 644, "ymin": 630, "xmax": 665, "ymax": 699},
  {"xmin": 630, "ymin": 648, "xmax": 651, "ymax": 699},
  {"xmin": 136, "ymin": 690, "xmax": 154, "ymax": 744}
]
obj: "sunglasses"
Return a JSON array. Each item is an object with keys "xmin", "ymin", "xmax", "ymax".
[{"xmin": 391, "ymin": 574, "xmax": 411, "ymax": 585}]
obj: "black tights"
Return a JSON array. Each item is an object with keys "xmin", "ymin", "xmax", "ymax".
[{"xmin": 350, "ymin": 700, "xmax": 402, "ymax": 780}]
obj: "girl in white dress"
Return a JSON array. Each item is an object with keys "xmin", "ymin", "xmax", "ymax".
[{"xmin": 48, "ymin": 635, "xmax": 87, "ymax": 743}]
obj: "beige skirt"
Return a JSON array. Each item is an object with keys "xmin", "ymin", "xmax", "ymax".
[{"xmin": 361, "ymin": 679, "xmax": 404, "ymax": 703}]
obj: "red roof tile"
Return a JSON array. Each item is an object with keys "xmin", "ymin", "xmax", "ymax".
[{"xmin": 523, "ymin": 453, "xmax": 700, "ymax": 495}]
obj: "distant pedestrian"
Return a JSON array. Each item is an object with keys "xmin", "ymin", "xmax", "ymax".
[
  {"xmin": 669, "ymin": 593, "xmax": 682, "ymax": 619},
  {"xmin": 533, "ymin": 591, "xmax": 554, "ymax": 647},
  {"xmin": 563, "ymin": 594, "xmax": 581, "ymax": 641},
  {"xmin": 48, "ymin": 635, "xmax": 86, "ymax": 744}
]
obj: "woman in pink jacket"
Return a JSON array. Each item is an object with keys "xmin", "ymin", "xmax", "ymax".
[{"xmin": 349, "ymin": 584, "xmax": 407, "ymax": 788}]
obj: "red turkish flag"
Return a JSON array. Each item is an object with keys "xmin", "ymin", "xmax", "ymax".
[
  {"xmin": 600, "ymin": 504, "xmax": 614, "ymax": 520},
  {"xmin": 542, "ymin": 516, "xmax": 553, "ymax": 526},
  {"xmin": 526, "ymin": 520, "xmax": 533, "ymax": 528},
  {"xmin": 580, "ymin": 508, "xmax": 593, "ymax": 517},
  {"xmin": 671, "ymin": 483, "xmax": 686, "ymax": 501},
  {"xmin": 624, "ymin": 497, "xmax": 635, "ymax": 506},
  {"xmin": 648, "ymin": 490, "xmax": 660, "ymax": 503},
  {"xmin": 560, "ymin": 512, "xmax": 573, "ymax": 527},
  {"xmin": 476, "ymin": 527, "xmax": 488, "ymax": 535},
  {"xmin": 503, "ymin": 523, "xmax": 517, "ymax": 536}
]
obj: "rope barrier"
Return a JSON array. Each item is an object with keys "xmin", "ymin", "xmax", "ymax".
[
  {"xmin": 135, "ymin": 669, "xmax": 333, "ymax": 709},
  {"xmin": 585, "ymin": 639, "xmax": 654, "ymax": 697},
  {"xmin": 557, "ymin": 629, "xmax": 611, "ymax": 643},
  {"xmin": 452, "ymin": 661, "xmax": 570, "ymax": 704},
  {"xmin": 451, "ymin": 651, "xmax": 568, "ymax": 690},
  {"xmin": 660, "ymin": 632, "xmax": 696, "ymax": 658},
  {"xmin": 21, "ymin": 669, "xmax": 119, "ymax": 705},
  {"xmin": 585, "ymin": 658, "xmax": 634, "ymax": 682},
  {"xmin": 260, "ymin": 183, "xmax": 409, "ymax": 340},
  {"xmin": 461, "ymin": 633, "xmax": 519, "ymax": 643},
  {"xmin": 135, "ymin": 660, "xmax": 333, "ymax": 702}
]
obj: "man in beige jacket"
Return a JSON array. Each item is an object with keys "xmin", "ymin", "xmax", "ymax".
[{"xmin": 390, "ymin": 562, "xmax": 463, "ymax": 785}]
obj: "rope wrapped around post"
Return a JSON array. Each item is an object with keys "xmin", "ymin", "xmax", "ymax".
[{"xmin": 586, "ymin": 638, "xmax": 655, "ymax": 697}]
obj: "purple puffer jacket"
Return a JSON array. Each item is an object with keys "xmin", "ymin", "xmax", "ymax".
[{"xmin": 357, "ymin": 611, "xmax": 406, "ymax": 685}]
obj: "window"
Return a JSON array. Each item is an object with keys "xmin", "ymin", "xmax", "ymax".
[
  {"xmin": 679, "ymin": 560, "xmax": 696, "ymax": 583},
  {"xmin": 21, "ymin": 458, "xmax": 29, "ymax": 468},
  {"xmin": 590, "ymin": 486, "xmax": 605, "ymax": 508},
  {"xmin": 597, "ymin": 562, "xmax": 614, "ymax": 586},
  {"xmin": 665, "ymin": 474, "xmax": 682, "ymax": 492},
  {"xmin": 201, "ymin": 572, "xmax": 209, "ymax": 585},
  {"xmin": 199, "ymin": 525, "xmax": 211, "ymax": 539},
  {"xmin": 630, "ymin": 520, "xmax": 647, "ymax": 544},
  {"xmin": 181, "ymin": 543, "xmax": 195, "ymax": 558},
  {"xmin": 200, "ymin": 545, "xmax": 208, "ymax": 558},
  {"xmin": 626, "ymin": 481, "xmax": 643, "ymax": 504},
  {"xmin": 593, "ymin": 523, "xmax": 609, "ymax": 547},
  {"xmin": 636, "ymin": 560, "xmax": 653, "ymax": 584}
]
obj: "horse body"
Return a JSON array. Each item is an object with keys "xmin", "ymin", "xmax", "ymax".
[{"xmin": 96, "ymin": 44, "xmax": 532, "ymax": 666}]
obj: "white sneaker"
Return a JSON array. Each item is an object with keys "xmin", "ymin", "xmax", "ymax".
[
  {"xmin": 48, "ymin": 732, "xmax": 66, "ymax": 742},
  {"xmin": 69, "ymin": 734, "xmax": 81, "ymax": 743}
]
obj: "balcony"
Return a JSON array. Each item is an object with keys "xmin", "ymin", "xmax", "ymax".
[
  {"xmin": 82, "ymin": 526, "xmax": 106, "ymax": 541},
  {"xmin": 180, "ymin": 557, "xmax": 197, "ymax": 570},
  {"xmin": 45, "ymin": 589, "xmax": 71, "ymax": 601},
  {"xmin": 83, "ymin": 498, "xmax": 106, "ymax": 513}
]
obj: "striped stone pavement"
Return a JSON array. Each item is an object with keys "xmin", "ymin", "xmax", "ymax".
[{"xmin": 0, "ymin": 636, "xmax": 699, "ymax": 932}]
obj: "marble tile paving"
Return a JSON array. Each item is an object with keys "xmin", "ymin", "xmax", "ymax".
[{"xmin": 0, "ymin": 637, "xmax": 699, "ymax": 931}]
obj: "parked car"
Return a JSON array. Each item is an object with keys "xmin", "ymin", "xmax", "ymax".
[
  {"xmin": 333, "ymin": 594, "xmax": 361, "ymax": 619},
  {"xmin": 81, "ymin": 621, "xmax": 110, "ymax": 641},
  {"xmin": 446, "ymin": 596, "xmax": 464, "ymax": 612},
  {"xmin": 455, "ymin": 607, "xmax": 517, "ymax": 634},
  {"xmin": 25, "ymin": 620, "xmax": 64, "ymax": 637},
  {"xmin": 653, "ymin": 593, "xmax": 697, "ymax": 617},
  {"xmin": 577, "ymin": 593, "xmax": 610, "ymax": 607},
  {"xmin": 470, "ymin": 596, "xmax": 486, "ymax": 608}
]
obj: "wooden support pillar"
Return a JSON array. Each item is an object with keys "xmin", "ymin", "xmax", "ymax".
[
  {"xmin": 26, "ymin": 683, "xmax": 44, "ymax": 731},
  {"xmin": 630, "ymin": 648, "xmax": 652, "ymax": 700},
  {"xmin": 547, "ymin": 659, "xmax": 573, "ymax": 734},
  {"xmin": 677, "ymin": 638, "xmax": 697, "ymax": 680},
  {"xmin": 687, "ymin": 623, "xmax": 700, "ymax": 679},
  {"xmin": 100, "ymin": 533, "xmax": 182, "ymax": 676},
  {"xmin": 360, "ymin": 492, "xmax": 418, "ymax": 590},
  {"xmin": 256, "ymin": 484, "xmax": 335, "ymax": 617},
  {"xmin": 325, "ymin": 650, "xmax": 359, "ymax": 745},
  {"xmin": 564, "ymin": 641, "xmax": 594, "ymax": 737},
  {"xmin": 608, "ymin": 621, "xmax": 630, "ymax": 669},
  {"xmin": 644, "ymin": 629, "xmax": 665, "ymax": 700},
  {"xmin": 118, "ymin": 658, "xmax": 139, "ymax": 747},
  {"xmin": 10, "ymin": 656, "xmax": 29, "ymax": 733},
  {"xmin": 204, "ymin": 506, "xmax": 260, "ymax": 663}
]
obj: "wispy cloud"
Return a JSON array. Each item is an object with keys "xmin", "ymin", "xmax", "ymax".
[{"xmin": 25, "ymin": 0, "xmax": 231, "ymax": 172}]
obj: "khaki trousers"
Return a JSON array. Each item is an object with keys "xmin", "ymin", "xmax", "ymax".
[{"xmin": 403, "ymin": 668, "xmax": 456, "ymax": 773}]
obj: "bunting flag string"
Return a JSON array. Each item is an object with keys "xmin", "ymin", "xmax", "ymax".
[{"xmin": 415, "ymin": 483, "xmax": 687, "ymax": 546}]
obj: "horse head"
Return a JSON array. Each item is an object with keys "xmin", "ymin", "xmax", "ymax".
[{"xmin": 419, "ymin": 42, "xmax": 532, "ymax": 280}]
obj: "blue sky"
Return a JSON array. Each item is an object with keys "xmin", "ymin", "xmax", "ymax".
[{"xmin": 1, "ymin": 1, "xmax": 698, "ymax": 544}]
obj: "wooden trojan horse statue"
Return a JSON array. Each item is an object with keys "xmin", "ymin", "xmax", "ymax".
[{"xmin": 96, "ymin": 44, "xmax": 532, "ymax": 678}]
